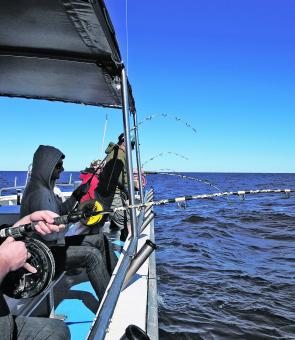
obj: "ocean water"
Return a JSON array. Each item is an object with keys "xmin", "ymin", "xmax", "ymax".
[
  {"xmin": 147, "ymin": 173, "xmax": 295, "ymax": 339},
  {"xmin": 1, "ymin": 171, "xmax": 295, "ymax": 339}
]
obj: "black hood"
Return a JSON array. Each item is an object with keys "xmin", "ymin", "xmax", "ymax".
[{"xmin": 31, "ymin": 145, "xmax": 65, "ymax": 190}]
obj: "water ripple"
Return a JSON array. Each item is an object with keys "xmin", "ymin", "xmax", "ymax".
[{"xmin": 151, "ymin": 172, "xmax": 295, "ymax": 339}]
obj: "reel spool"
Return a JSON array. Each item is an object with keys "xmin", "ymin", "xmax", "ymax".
[
  {"xmin": 79, "ymin": 199, "xmax": 104, "ymax": 226},
  {"xmin": 1, "ymin": 239, "xmax": 55, "ymax": 299}
]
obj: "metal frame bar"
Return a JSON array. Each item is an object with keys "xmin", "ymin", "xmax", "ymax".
[
  {"xmin": 87, "ymin": 237, "xmax": 138, "ymax": 340},
  {"xmin": 132, "ymin": 111, "xmax": 145, "ymax": 204},
  {"xmin": 121, "ymin": 66, "xmax": 138, "ymax": 240},
  {"xmin": 0, "ymin": 47, "xmax": 114, "ymax": 66},
  {"xmin": 0, "ymin": 186, "xmax": 25, "ymax": 196},
  {"xmin": 48, "ymin": 289, "xmax": 56, "ymax": 318},
  {"xmin": 87, "ymin": 207, "xmax": 146, "ymax": 340},
  {"xmin": 146, "ymin": 216, "xmax": 159, "ymax": 340},
  {"xmin": 19, "ymin": 272, "xmax": 65, "ymax": 317},
  {"xmin": 87, "ymin": 66, "xmax": 141, "ymax": 339}
]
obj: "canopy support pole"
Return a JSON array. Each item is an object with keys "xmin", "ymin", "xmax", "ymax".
[
  {"xmin": 121, "ymin": 66, "xmax": 138, "ymax": 241},
  {"xmin": 132, "ymin": 110, "xmax": 145, "ymax": 204},
  {"xmin": 87, "ymin": 66, "xmax": 139, "ymax": 340}
]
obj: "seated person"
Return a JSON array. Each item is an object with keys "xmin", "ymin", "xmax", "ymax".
[
  {"xmin": 0, "ymin": 211, "xmax": 70, "ymax": 340},
  {"xmin": 20, "ymin": 145, "xmax": 117, "ymax": 301},
  {"xmin": 20, "ymin": 145, "xmax": 89, "ymax": 218}
]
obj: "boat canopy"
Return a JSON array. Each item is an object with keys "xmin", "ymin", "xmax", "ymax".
[{"xmin": 0, "ymin": 0, "xmax": 135, "ymax": 110}]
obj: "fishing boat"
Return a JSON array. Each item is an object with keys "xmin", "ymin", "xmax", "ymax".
[{"xmin": 0, "ymin": 1, "xmax": 158, "ymax": 339}]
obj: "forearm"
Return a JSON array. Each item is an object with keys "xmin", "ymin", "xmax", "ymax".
[{"xmin": 0, "ymin": 258, "xmax": 9, "ymax": 284}]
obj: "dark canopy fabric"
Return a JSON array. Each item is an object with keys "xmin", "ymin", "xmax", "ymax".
[{"xmin": 0, "ymin": 0, "xmax": 135, "ymax": 110}]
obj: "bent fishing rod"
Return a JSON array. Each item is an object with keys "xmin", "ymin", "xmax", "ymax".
[
  {"xmin": 103, "ymin": 188, "xmax": 295, "ymax": 212},
  {"xmin": 2, "ymin": 188, "xmax": 294, "ymax": 238}
]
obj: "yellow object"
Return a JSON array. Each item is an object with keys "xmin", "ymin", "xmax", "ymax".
[{"xmin": 85, "ymin": 200, "xmax": 104, "ymax": 226}]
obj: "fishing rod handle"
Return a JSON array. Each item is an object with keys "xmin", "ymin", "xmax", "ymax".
[{"xmin": 0, "ymin": 215, "xmax": 70, "ymax": 239}]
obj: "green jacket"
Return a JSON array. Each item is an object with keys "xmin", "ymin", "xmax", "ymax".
[{"xmin": 96, "ymin": 142, "xmax": 127, "ymax": 202}]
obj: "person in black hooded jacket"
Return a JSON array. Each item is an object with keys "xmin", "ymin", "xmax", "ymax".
[
  {"xmin": 21, "ymin": 145, "xmax": 84, "ymax": 221},
  {"xmin": 20, "ymin": 145, "xmax": 117, "ymax": 302}
]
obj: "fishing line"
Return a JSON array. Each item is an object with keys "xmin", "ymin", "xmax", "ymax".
[
  {"xmin": 125, "ymin": 0, "xmax": 129, "ymax": 73},
  {"xmin": 146, "ymin": 169, "xmax": 227, "ymax": 208},
  {"xmin": 142, "ymin": 152, "xmax": 189, "ymax": 167},
  {"xmin": 100, "ymin": 114, "xmax": 108, "ymax": 156},
  {"xmin": 150, "ymin": 169, "xmax": 223, "ymax": 192}
]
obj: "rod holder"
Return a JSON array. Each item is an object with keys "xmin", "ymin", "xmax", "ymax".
[
  {"xmin": 120, "ymin": 324, "xmax": 150, "ymax": 340},
  {"xmin": 144, "ymin": 205, "xmax": 153, "ymax": 216},
  {"xmin": 140, "ymin": 212, "xmax": 154, "ymax": 233},
  {"xmin": 122, "ymin": 240, "xmax": 156, "ymax": 290},
  {"xmin": 146, "ymin": 188, "xmax": 154, "ymax": 197},
  {"xmin": 146, "ymin": 194, "xmax": 153, "ymax": 203},
  {"xmin": 147, "ymin": 189, "xmax": 153, "ymax": 196}
]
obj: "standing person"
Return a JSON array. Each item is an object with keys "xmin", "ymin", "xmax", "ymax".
[
  {"xmin": 0, "ymin": 211, "xmax": 70, "ymax": 340},
  {"xmin": 95, "ymin": 134, "xmax": 138, "ymax": 241},
  {"xmin": 20, "ymin": 145, "xmax": 117, "ymax": 301}
]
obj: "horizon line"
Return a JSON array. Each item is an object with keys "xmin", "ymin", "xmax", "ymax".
[{"xmin": 1, "ymin": 170, "xmax": 295, "ymax": 175}]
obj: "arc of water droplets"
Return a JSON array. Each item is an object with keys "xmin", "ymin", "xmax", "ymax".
[
  {"xmin": 136, "ymin": 113, "xmax": 197, "ymax": 134},
  {"xmin": 142, "ymin": 152, "xmax": 189, "ymax": 167}
]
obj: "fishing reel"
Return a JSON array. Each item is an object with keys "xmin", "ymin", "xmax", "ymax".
[
  {"xmin": 78, "ymin": 199, "xmax": 104, "ymax": 226},
  {"xmin": 0, "ymin": 207, "xmax": 106, "ymax": 299},
  {"xmin": 1, "ymin": 238, "xmax": 55, "ymax": 299}
]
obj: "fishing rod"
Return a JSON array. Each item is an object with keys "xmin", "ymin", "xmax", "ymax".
[
  {"xmin": 2, "ymin": 187, "xmax": 292, "ymax": 300},
  {"xmin": 142, "ymin": 152, "xmax": 189, "ymax": 167},
  {"xmin": 101, "ymin": 188, "xmax": 295, "ymax": 213},
  {"xmin": 132, "ymin": 113, "xmax": 197, "ymax": 134},
  {"xmin": 0, "ymin": 210, "xmax": 96, "ymax": 239},
  {"xmin": 4, "ymin": 188, "xmax": 293, "ymax": 237}
]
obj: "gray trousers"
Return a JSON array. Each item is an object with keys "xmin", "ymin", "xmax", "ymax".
[
  {"xmin": 48, "ymin": 233, "xmax": 117, "ymax": 301},
  {"xmin": 0, "ymin": 314, "xmax": 70, "ymax": 340}
]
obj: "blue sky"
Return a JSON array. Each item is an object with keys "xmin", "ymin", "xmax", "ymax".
[{"xmin": 1, "ymin": 0, "xmax": 295, "ymax": 172}]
